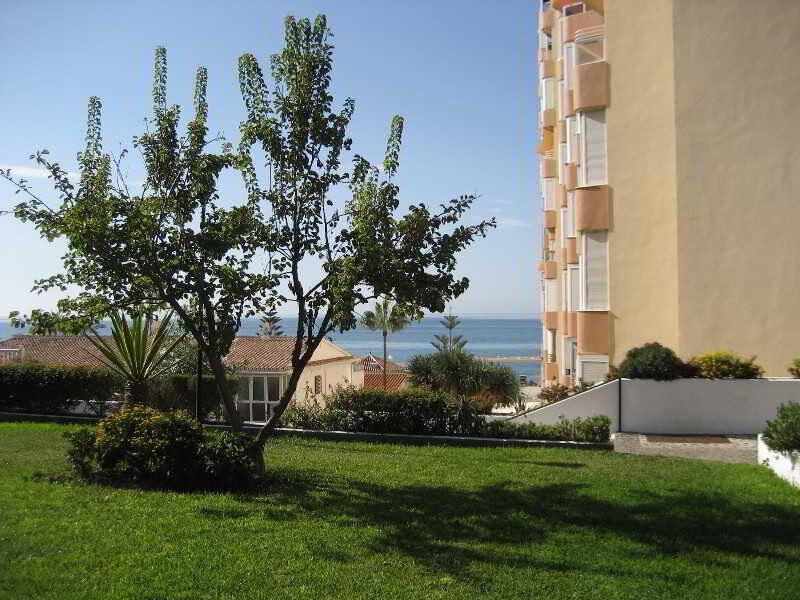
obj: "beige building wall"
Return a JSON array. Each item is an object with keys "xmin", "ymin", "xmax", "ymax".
[
  {"xmin": 606, "ymin": 0, "xmax": 680, "ymax": 365},
  {"xmin": 294, "ymin": 359, "xmax": 356, "ymax": 404},
  {"xmin": 672, "ymin": 0, "xmax": 800, "ymax": 375}
]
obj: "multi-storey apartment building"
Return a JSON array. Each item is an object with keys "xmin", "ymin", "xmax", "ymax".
[{"xmin": 537, "ymin": 0, "xmax": 800, "ymax": 385}]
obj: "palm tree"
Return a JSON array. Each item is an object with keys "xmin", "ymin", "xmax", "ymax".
[
  {"xmin": 86, "ymin": 310, "xmax": 187, "ymax": 405},
  {"xmin": 360, "ymin": 298, "xmax": 415, "ymax": 391}
]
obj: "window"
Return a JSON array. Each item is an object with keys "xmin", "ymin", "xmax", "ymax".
[
  {"xmin": 560, "ymin": 207, "xmax": 568, "ymax": 245},
  {"xmin": 544, "ymin": 278, "xmax": 560, "ymax": 311},
  {"xmin": 558, "ymin": 80, "xmax": 565, "ymax": 119},
  {"xmin": 576, "ymin": 34, "xmax": 605, "ymax": 65},
  {"xmin": 566, "ymin": 191, "xmax": 576, "ymax": 237},
  {"xmin": 563, "ymin": 43, "xmax": 575, "ymax": 89},
  {"xmin": 314, "ymin": 375, "xmax": 322, "ymax": 394},
  {"xmin": 564, "ymin": 338, "xmax": 577, "ymax": 377},
  {"xmin": 236, "ymin": 375, "xmax": 283, "ymax": 423},
  {"xmin": 579, "ymin": 110, "xmax": 607, "ymax": 186},
  {"xmin": 567, "ymin": 265, "xmax": 580, "ymax": 312},
  {"xmin": 563, "ymin": 2, "xmax": 585, "ymax": 16},
  {"xmin": 559, "ymin": 142, "xmax": 568, "ymax": 167},
  {"xmin": 541, "ymin": 78, "xmax": 556, "ymax": 111},
  {"xmin": 578, "ymin": 356, "xmax": 609, "ymax": 385},
  {"xmin": 543, "ymin": 178, "xmax": 556, "ymax": 210},
  {"xmin": 581, "ymin": 231, "xmax": 608, "ymax": 310}
]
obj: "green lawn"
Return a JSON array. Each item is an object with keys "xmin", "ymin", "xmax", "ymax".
[{"xmin": 1, "ymin": 423, "xmax": 799, "ymax": 599}]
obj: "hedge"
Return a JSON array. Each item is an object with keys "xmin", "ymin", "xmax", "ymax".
[
  {"xmin": 147, "ymin": 374, "xmax": 238, "ymax": 421},
  {"xmin": 484, "ymin": 416, "xmax": 611, "ymax": 443},
  {"xmin": 0, "ymin": 363, "xmax": 119, "ymax": 414}
]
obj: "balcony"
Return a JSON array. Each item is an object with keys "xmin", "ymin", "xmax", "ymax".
[
  {"xmin": 575, "ymin": 187, "xmax": 609, "ymax": 231},
  {"xmin": 540, "ymin": 59, "xmax": 555, "ymax": 79},
  {"xmin": 564, "ymin": 163, "xmax": 578, "ymax": 190},
  {"xmin": 541, "ymin": 158, "xmax": 557, "ymax": 179},
  {"xmin": 560, "ymin": 87, "xmax": 574, "ymax": 117},
  {"xmin": 543, "ymin": 260, "xmax": 558, "ymax": 279},
  {"xmin": 537, "ymin": 129, "xmax": 554, "ymax": 155},
  {"xmin": 539, "ymin": 8, "xmax": 555, "ymax": 33},
  {"xmin": 541, "ymin": 311, "xmax": 559, "ymax": 330},
  {"xmin": 543, "ymin": 210, "xmax": 557, "ymax": 230},
  {"xmin": 541, "ymin": 108, "xmax": 556, "ymax": 130},
  {"xmin": 566, "ymin": 237, "xmax": 578, "ymax": 263},
  {"xmin": 567, "ymin": 311, "xmax": 577, "ymax": 337},
  {"xmin": 561, "ymin": 10, "xmax": 604, "ymax": 43},
  {"xmin": 574, "ymin": 61, "xmax": 609, "ymax": 112},
  {"xmin": 577, "ymin": 311, "xmax": 609, "ymax": 355}
]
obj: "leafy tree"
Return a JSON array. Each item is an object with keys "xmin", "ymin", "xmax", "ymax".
[
  {"xmin": 8, "ymin": 308, "xmax": 102, "ymax": 336},
  {"xmin": 257, "ymin": 309, "xmax": 284, "ymax": 337},
  {"xmin": 236, "ymin": 15, "xmax": 494, "ymax": 445},
  {"xmin": 2, "ymin": 48, "xmax": 269, "ymax": 430},
  {"xmin": 431, "ymin": 309, "xmax": 467, "ymax": 352},
  {"xmin": 360, "ymin": 297, "xmax": 416, "ymax": 390},
  {"xmin": 86, "ymin": 310, "xmax": 186, "ymax": 405}
]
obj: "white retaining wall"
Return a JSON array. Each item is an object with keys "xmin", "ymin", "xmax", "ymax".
[
  {"xmin": 509, "ymin": 378, "xmax": 800, "ymax": 435},
  {"xmin": 757, "ymin": 434, "xmax": 800, "ymax": 488}
]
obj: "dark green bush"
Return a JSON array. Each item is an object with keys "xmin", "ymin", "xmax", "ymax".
[
  {"xmin": 617, "ymin": 342, "xmax": 691, "ymax": 381},
  {"xmin": 0, "ymin": 364, "xmax": 119, "ymax": 414},
  {"xmin": 689, "ymin": 351, "xmax": 764, "ymax": 379},
  {"xmin": 65, "ymin": 406, "xmax": 260, "ymax": 491},
  {"xmin": 484, "ymin": 416, "xmax": 611, "ymax": 443},
  {"xmin": 538, "ymin": 383, "xmax": 571, "ymax": 405},
  {"xmin": 763, "ymin": 402, "xmax": 800, "ymax": 453},
  {"xmin": 146, "ymin": 374, "xmax": 237, "ymax": 420},
  {"xmin": 201, "ymin": 430, "xmax": 260, "ymax": 490},
  {"xmin": 280, "ymin": 387, "xmax": 485, "ymax": 436}
]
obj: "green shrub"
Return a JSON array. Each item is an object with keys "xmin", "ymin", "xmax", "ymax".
[
  {"xmin": 65, "ymin": 406, "xmax": 259, "ymax": 490},
  {"xmin": 0, "ymin": 364, "xmax": 119, "ymax": 414},
  {"xmin": 788, "ymin": 359, "xmax": 800, "ymax": 379},
  {"xmin": 484, "ymin": 416, "xmax": 611, "ymax": 443},
  {"xmin": 201, "ymin": 430, "xmax": 260, "ymax": 491},
  {"xmin": 146, "ymin": 374, "xmax": 237, "ymax": 420},
  {"xmin": 689, "ymin": 351, "xmax": 764, "ymax": 379},
  {"xmin": 280, "ymin": 387, "xmax": 485, "ymax": 436},
  {"xmin": 763, "ymin": 402, "xmax": 800, "ymax": 453},
  {"xmin": 617, "ymin": 342, "xmax": 690, "ymax": 381}
]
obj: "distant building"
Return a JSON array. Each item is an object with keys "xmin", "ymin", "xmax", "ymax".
[
  {"xmin": 537, "ymin": 0, "xmax": 800, "ymax": 385},
  {"xmin": 358, "ymin": 354, "xmax": 409, "ymax": 391},
  {"xmin": 0, "ymin": 335, "xmax": 358, "ymax": 423}
]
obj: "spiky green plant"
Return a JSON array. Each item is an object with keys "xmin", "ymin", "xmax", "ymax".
[
  {"xmin": 86, "ymin": 310, "xmax": 186, "ymax": 405},
  {"xmin": 360, "ymin": 297, "xmax": 416, "ymax": 390}
]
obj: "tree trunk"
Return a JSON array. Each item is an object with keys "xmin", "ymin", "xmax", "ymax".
[
  {"xmin": 126, "ymin": 381, "xmax": 149, "ymax": 406},
  {"xmin": 383, "ymin": 329, "xmax": 388, "ymax": 392},
  {"xmin": 206, "ymin": 352, "xmax": 242, "ymax": 431}
]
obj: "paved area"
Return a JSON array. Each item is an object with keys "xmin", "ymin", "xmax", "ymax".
[{"xmin": 614, "ymin": 433, "xmax": 758, "ymax": 464}]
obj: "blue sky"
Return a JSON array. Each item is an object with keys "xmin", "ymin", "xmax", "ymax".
[{"xmin": 0, "ymin": 0, "xmax": 540, "ymax": 317}]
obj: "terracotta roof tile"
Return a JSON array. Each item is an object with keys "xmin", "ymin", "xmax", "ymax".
[{"xmin": 363, "ymin": 372, "xmax": 408, "ymax": 391}]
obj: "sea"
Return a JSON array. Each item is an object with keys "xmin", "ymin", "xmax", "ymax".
[{"xmin": 0, "ymin": 315, "xmax": 543, "ymax": 382}]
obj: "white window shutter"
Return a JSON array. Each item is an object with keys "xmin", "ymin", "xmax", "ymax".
[
  {"xmin": 584, "ymin": 231, "xmax": 608, "ymax": 309},
  {"xmin": 545, "ymin": 279, "xmax": 560, "ymax": 311},
  {"xmin": 566, "ymin": 191, "xmax": 576, "ymax": 237},
  {"xmin": 584, "ymin": 110, "xmax": 607, "ymax": 186},
  {"xmin": 568, "ymin": 266, "xmax": 580, "ymax": 312},
  {"xmin": 580, "ymin": 360, "xmax": 608, "ymax": 385},
  {"xmin": 543, "ymin": 178, "xmax": 555, "ymax": 210}
]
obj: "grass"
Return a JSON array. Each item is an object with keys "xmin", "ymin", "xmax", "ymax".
[{"xmin": 1, "ymin": 423, "xmax": 799, "ymax": 599}]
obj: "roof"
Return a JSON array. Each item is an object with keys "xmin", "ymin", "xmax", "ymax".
[
  {"xmin": 0, "ymin": 335, "xmax": 353, "ymax": 373},
  {"xmin": 228, "ymin": 336, "xmax": 352, "ymax": 372},
  {"xmin": 0, "ymin": 335, "xmax": 107, "ymax": 367},
  {"xmin": 359, "ymin": 354, "xmax": 406, "ymax": 373},
  {"xmin": 363, "ymin": 371, "xmax": 409, "ymax": 391}
]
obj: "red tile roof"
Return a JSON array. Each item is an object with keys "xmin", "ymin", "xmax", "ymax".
[
  {"xmin": 0, "ymin": 335, "xmax": 352, "ymax": 373},
  {"xmin": 359, "ymin": 354, "xmax": 406, "ymax": 373},
  {"xmin": 363, "ymin": 371, "xmax": 409, "ymax": 391}
]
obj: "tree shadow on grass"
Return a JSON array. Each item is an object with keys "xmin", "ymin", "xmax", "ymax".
[{"xmin": 196, "ymin": 464, "xmax": 800, "ymax": 585}]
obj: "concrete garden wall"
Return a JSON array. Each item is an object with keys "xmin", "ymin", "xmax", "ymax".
[
  {"xmin": 510, "ymin": 378, "xmax": 800, "ymax": 435},
  {"xmin": 758, "ymin": 434, "xmax": 800, "ymax": 488}
]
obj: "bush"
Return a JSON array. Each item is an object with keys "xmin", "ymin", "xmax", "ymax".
[
  {"xmin": 763, "ymin": 402, "xmax": 800, "ymax": 453},
  {"xmin": 788, "ymin": 359, "xmax": 800, "ymax": 379},
  {"xmin": 689, "ymin": 351, "xmax": 764, "ymax": 379},
  {"xmin": 0, "ymin": 364, "xmax": 119, "ymax": 414},
  {"xmin": 538, "ymin": 383, "xmax": 571, "ymax": 405},
  {"xmin": 484, "ymin": 415, "xmax": 611, "ymax": 443},
  {"xmin": 65, "ymin": 406, "xmax": 259, "ymax": 491},
  {"xmin": 281, "ymin": 387, "xmax": 485, "ymax": 437},
  {"xmin": 146, "ymin": 374, "xmax": 237, "ymax": 420},
  {"xmin": 617, "ymin": 342, "xmax": 690, "ymax": 381}
]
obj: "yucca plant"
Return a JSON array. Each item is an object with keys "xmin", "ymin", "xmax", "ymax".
[{"xmin": 86, "ymin": 310, "xmax": 186, "ymax": 405}]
